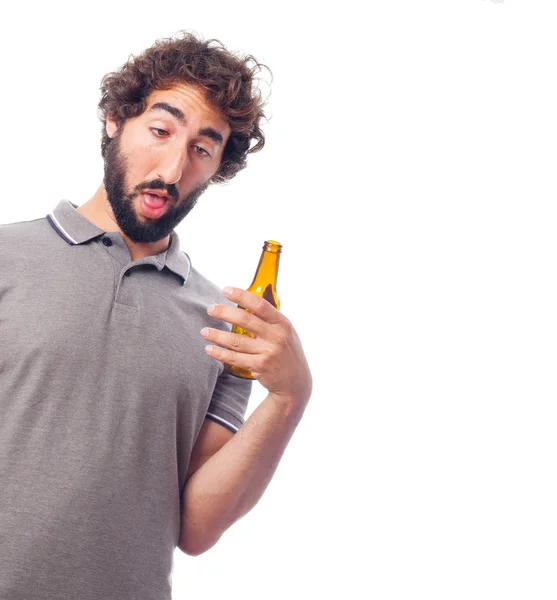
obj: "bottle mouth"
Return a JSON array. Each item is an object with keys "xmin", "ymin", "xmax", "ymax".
[{"xmin": 264, "ymin": 240, "xmax": 282, "ymax": 252}]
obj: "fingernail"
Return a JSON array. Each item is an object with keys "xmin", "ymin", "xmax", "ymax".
[
  {"xmin": 207, "ymin": 304, "xmax": 215, "ymax": 314},
  {"xmin": 223, "ymin": 287, "xmax": 233, "ymax": 296}
]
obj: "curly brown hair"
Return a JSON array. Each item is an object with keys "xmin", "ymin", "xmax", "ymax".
[{"xmin": 98, "ymin": 31, "xmax": 270, "ymax": 183}]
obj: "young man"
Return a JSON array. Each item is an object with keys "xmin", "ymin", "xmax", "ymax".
[{"xmin": 0, "ymin": 32, "xmax": 312, "ymax": 600}]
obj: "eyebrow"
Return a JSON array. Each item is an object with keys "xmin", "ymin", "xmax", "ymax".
[{"xmin": 148, "ymin": 102, "xmax": 224, "ymax": 146}]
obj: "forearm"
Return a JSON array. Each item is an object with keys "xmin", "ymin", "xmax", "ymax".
[{"xmin": 179, "ymin": 393, "xmax": 308, "ymax": 555}]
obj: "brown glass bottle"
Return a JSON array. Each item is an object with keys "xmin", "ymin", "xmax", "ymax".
[{"xmin": 224, "ymin": 240, "xmax": 282, "ymax": 379}]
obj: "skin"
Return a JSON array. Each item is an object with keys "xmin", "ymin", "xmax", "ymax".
[
  {"xmin": 204, "ymin": 287, "xmax": 312, "ymax": 404},
  {"xmin": 79, "ymin": 81, "xmax": 310, "ymax": 403},
  {"xmin": 78, "ymin": 83, "xmax": 231, "ymax": 260},
  {"xmin": 180, "ymin": 284, "xmax": 313, "ymax": 555},
  {"xmin": 75, "ymin": 79, "xmax": 313, "ymax": 554},
  {"xmin": 77, "ymin": 79, "xmax": 312, "ymax": 415}
]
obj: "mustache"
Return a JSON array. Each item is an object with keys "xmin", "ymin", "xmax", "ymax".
[{"xmin": 136, "ymin": 181, "xmax": 179, "ymax": 202}]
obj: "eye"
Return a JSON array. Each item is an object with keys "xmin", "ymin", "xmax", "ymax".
[
  {"xmin": 193, "ymin": 145, "xmax": 211, "ymax": 158},
  {"xmin": 150, "ymin": 127, "xmax": 169, "ymax": 137}
]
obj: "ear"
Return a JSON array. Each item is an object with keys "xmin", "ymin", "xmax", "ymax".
[{"xmin": 105, "ymin": 113, "xmax": 119, "ymax": 139}]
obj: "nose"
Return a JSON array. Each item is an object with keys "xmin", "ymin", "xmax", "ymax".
[{"xmin": 157, "ymin": 143, "xmax": 189, "ymax": 186}]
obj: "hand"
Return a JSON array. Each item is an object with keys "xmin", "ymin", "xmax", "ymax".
[{"xmin": 202, "ymin": 287, "xmax": 312, "ymax": 408}]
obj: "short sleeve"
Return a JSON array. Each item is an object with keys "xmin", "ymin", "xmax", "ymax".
[{"xmin": 206, "ymin": 368, "xmax": 253, "ymax": 433}]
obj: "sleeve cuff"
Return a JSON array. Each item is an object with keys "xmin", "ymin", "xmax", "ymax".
[{"xmin": 205, "ymin": 404, "xmax": 244, "ymax": 433}]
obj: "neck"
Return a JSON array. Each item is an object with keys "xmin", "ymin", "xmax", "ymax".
[{"xmin": 78, "ymin": 184, "xmax": 171, "ymax": 261}]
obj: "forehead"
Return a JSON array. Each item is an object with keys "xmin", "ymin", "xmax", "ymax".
[{"xmin": 144, "ymin": 84, "xmax": 230, "ymax": 135}]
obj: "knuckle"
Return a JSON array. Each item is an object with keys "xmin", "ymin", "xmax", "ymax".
[
  {"xmin": 256, "ymin": 297, "xmax": 268, "ymax": 311},
  {"xmin": 274, "ymin": 330, "xmax": 287, "ymax": 347},
  {"xmin": 282, "ymin": 318, "xmax": 293, "ymax": 335},
  {"xmin": 230, "ymin": 334, "xmax": 242, "ymax": 349},
  {"xmin": 260, "ymin": 348, "xmax": 274, "ymax": 368},
  {"xmin": 240, "ymin": 310, "xmax": 252, "ymax": 328},
  {"xmin": 275, "ymin": 323, "xmax": 291, "ymax": 347},
  {"xmin": 254, "ymin": 356, "xmax": 266, "ymax": 372}
]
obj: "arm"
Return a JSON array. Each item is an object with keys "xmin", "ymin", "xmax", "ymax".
[
  {"xmin": 184, "ymin": 418, "xmax": 235, "ymax": 482},
  {"xmin": 179, "ymin": 286, "xmax": 312, "ymax": 556},
  {"xmin": 178, "ymin": 393, "xmax": 307, "ymax": 556}
]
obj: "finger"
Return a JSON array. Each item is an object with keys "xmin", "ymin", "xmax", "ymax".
[
  {"xmin": 204, "ymin": 343, "xmax": 258, "ymax": 372},
  {"xmin": 207, "ymin": 303, "xmax": 268, "ymax": 338},
  {"xmin": 222, "ymin": 287, "xmax": 283, "ymax": 324},
  {"xmin": 200, "ymin": 327, "xmax": 265, "ymax": 354}
]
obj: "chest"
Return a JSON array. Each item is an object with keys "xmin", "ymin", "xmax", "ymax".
[{"xmin": 0, "ymin": 261, "xmax": 221, "ymax": 419}]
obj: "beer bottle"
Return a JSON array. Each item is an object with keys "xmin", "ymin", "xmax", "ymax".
[{"xmin": 224, "ymin": 240, "xmax": 282, "ymax": 379}]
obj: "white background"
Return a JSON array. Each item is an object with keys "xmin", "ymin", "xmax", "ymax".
[{"xmin": 1, "ymin": 1, "xmax": 556, "ymax": 598}]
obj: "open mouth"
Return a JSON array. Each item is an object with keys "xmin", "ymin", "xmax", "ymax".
[{"xmin": 139, "ymin": 192, "xmax": 169, "ymax": 219}]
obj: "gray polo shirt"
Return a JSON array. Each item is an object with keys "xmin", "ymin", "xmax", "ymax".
[{"xmin": 0, "ymin": 200, "xmax": 252, "ymax": 599}]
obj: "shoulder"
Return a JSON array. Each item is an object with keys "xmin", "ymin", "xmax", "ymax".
[
  {"xmin": 0, "ymin": 215, "xmax": 50, "ymax": 237},
  {"xmin": 0, "ymin": 216, "xmax": 54, "ymax": 254}
]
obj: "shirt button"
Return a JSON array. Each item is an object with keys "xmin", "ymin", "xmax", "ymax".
[
  {"xmin": 102, "ymin": 237, "xmax": 112, "ymax": 247},
  {"xmin": 124, "ymin": 270, "xmax": 131, "ymax": 277}
]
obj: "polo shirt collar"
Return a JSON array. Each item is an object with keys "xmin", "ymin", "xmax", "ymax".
[{"xmin": 47, "ymin": 199, "xmax": 192, "ymax": 285}]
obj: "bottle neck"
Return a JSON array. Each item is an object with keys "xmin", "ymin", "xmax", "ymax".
[{"xmin": 249, "ymin": 241, "xmax": 281, "ymax": 292}]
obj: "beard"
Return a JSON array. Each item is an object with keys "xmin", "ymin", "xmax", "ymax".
[{"xmin": 103, "ymin": 131, "xmax": 209, "ymax": 243}]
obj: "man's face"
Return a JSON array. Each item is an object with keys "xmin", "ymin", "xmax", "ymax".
[{"xmin": 103, "ymin": 84, "xmax": 231, "ymax": 243}]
